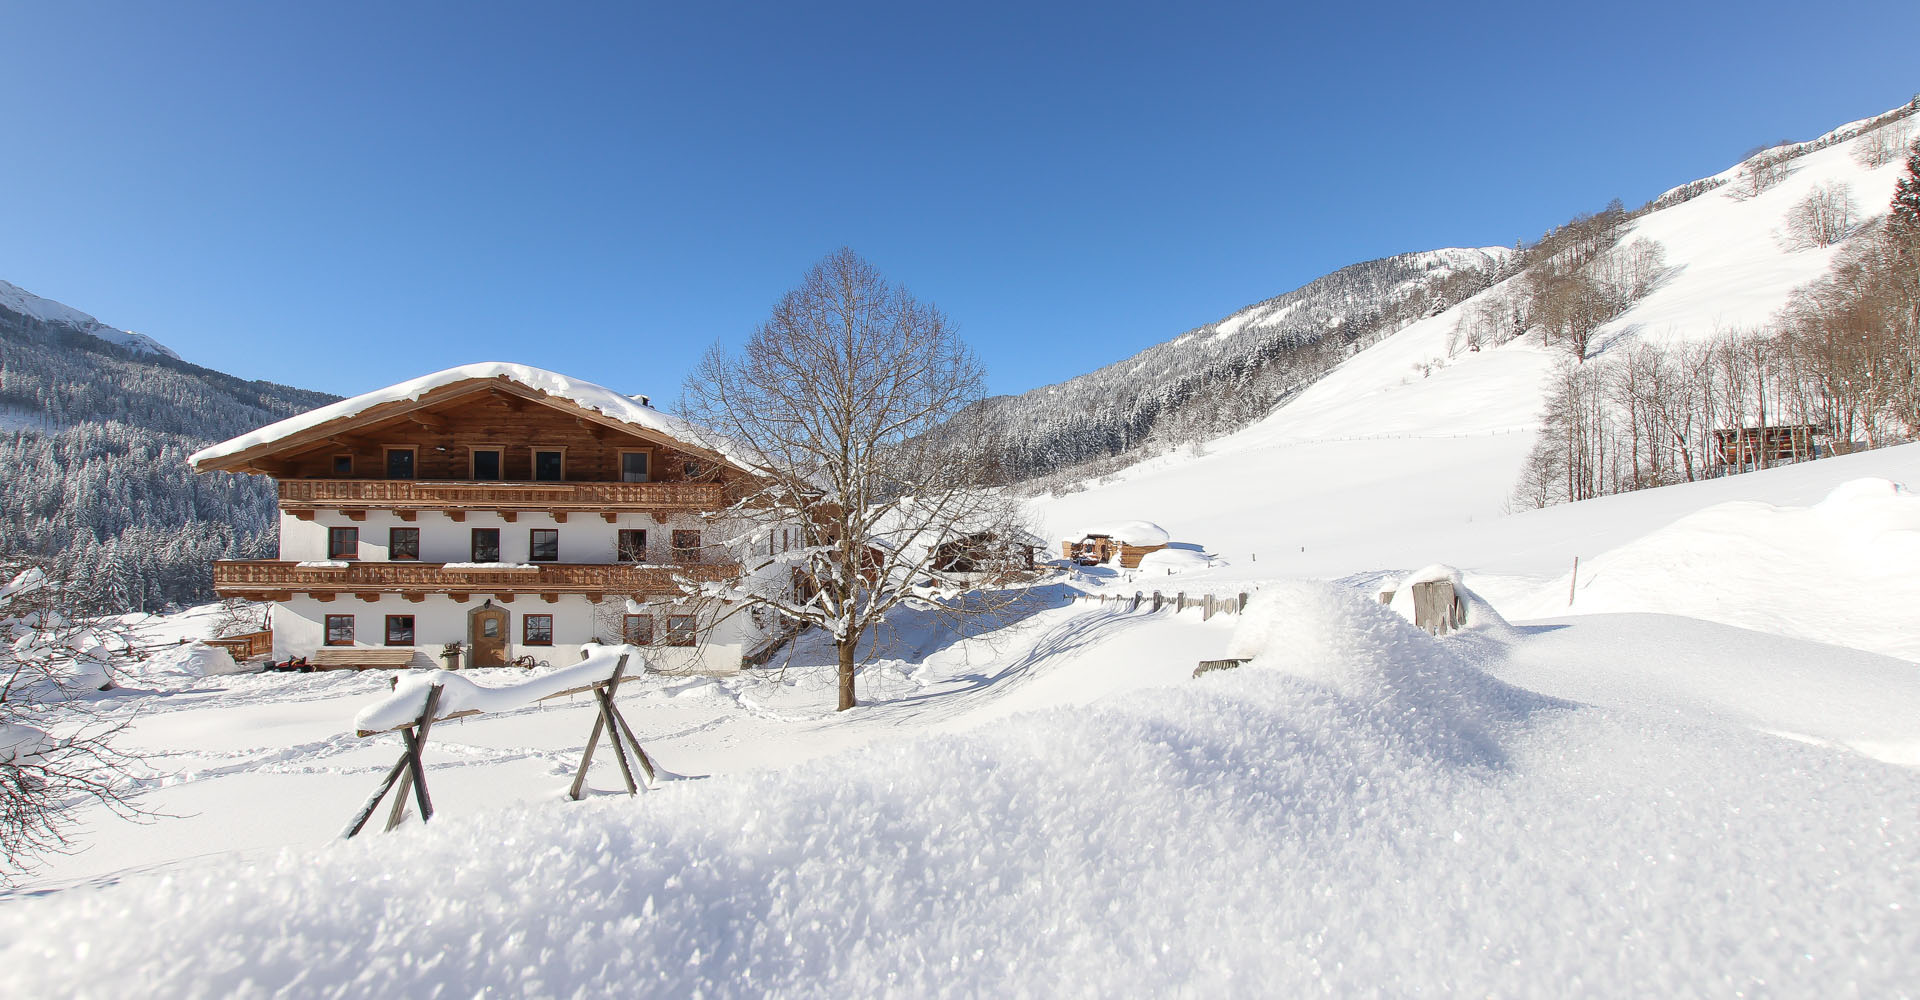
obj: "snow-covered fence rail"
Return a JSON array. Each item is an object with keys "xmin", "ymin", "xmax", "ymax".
[
  {"xmin": 1071, "ymin": 590, "xmax": 1251, "ymax": 621},
  {"xmin": 342, "ymin": 648, "xmax": 656, "ymax": 838}
]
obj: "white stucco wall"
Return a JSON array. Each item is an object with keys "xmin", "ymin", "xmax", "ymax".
[
  {"xmin": 270, "ymin": 593, "xmax": 753, "ymax": 674},
  {"xmin": 278, "ymin": 509, "xmax": 711, "ymax": 563}
]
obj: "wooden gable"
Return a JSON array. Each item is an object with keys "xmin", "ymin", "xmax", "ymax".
[{"xmin": 196, "ymin": 376, "xmax": 741, "ymax": 485}]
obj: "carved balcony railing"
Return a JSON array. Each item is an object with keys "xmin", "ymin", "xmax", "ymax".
[
  {"xmin": 278, "ymin": 479, "xmax": 724, "ymax": 517},
  {"xmin": 211, "ymin": 560, "xmax": 739, "ymax": 600}
]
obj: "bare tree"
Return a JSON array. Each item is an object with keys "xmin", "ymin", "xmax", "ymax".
[
  {"xmin": 1728, "ymin": 149, "xmax": 1795, "ymax": 201},
  {"xmin": 1781, "ymin": 181, "xmax": 1860, "ymax": 250},
  {"xmin": 1, "ymin": 565, "xmax": 149, "ymax": 876},
  {"xmin": 681, "ymin": 249, "xmax": 1028, "ymax": 711},
  {"xmin": 1853, "ymin": 117, "xmax": 1915, "ymax": 169}
]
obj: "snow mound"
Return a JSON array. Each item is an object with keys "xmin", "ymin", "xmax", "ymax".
[
  {"xmin": 1135, "ymin": 546, "xmax": 1212, "ymax": 574},
  {"xmin": 1078, "ymin": 519, "xmax": 1170, "ymax": 546},
  {"xmin": 142, "ymin": 642, "xmax": 244, "ymax": 679},
  {"xmin": 1381, "ymin": 563, "xmax": 1515, "ymax": 639},
  {"xmin": 1511, "ymin": 477, "xmax": 1920, "ymax": 660},
  {"xmin": 1220, "ymin": 580, "xmax": 1540, "ymax": 765}
]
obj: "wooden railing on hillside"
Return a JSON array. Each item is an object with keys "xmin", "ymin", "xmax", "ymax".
[
  {"xmin": 212, "ymin": 560, "xmax": 738, "ymax": 599},
  {"xmin": 279, "ymin": 479, "xmax": 723, "ymax": 514}
]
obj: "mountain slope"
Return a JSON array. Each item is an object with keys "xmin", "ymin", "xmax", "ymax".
[
  {"xmin": 942, "ymin": 248, "xmax": 1508, "ymax": 485},
  {"xmin": 1031, "ymin": 99, "xmax": 1920, "ymax": 574},
  {"xmin": 0, "ymin": 282, "xmax": 338, "ymax": 610}
]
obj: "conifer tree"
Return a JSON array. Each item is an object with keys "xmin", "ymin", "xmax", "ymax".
[{"xmin": 1892, "ymin": 141, "xmax": 1920, "ymax": 254}]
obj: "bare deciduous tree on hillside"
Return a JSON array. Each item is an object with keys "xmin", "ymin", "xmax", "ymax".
[
  {"xmin": 681, "ymin": 249, "xmax": 1029, "ymax": 711},
  {"xmin": 1781, "ymin": 181, "xmax": 1860, "ymax": 250}
]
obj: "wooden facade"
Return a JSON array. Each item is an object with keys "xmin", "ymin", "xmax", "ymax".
[
  {"xmin": 1063, "ymin": 535, "xmax": 1166, "ymax": 569},
  {"xmin": 1712, "ymin": 424, "xmax": 1821, "ymax": 470},
  {"xmin": 211, "ymin": 560, "xmax": 738, "ymax": 601}
]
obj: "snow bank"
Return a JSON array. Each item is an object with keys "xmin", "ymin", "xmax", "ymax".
[
  {"xmin": 1078, "ymin": 519, "xmax": 1170, "ymax": 546},
  {"xmin": 142, "ymin": 642, "xmax": 245, "ymax": 678},
  {"xmin": 1134, "ymin": 546, "xmax": 1211, "ymax": 574},
  {"xmin": 1510, "ymin": 477, "xmax": 1920, "ymax": 660},
  {"xmin": 352, "ymin": 645, "xmax": 647, "ymax": 733},
  {"xmin": 9, "ymin": 619, "xmax": 1920, "ymax": 996},
  {"xmin": 1381, "ymin": 563, "xmax": 1514, "ymax": 638},
  {"xmin": 188, "ymin": 363, "xmax": 751, "ymax": 470},
  {"xmin": 1221, "ymin": 580, "xmax": 1538, "ymax": 765}
]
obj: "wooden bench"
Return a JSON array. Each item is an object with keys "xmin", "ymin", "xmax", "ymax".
[{"xmin": 310, "ymin": 649, "xmax": 421, "ymax": 671}]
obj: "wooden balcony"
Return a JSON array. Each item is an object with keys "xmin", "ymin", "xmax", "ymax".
[
  {"xmin": 278, "ymin": 479, "xmax": 724, "ymax": 520},
  {"xmin": 211, "ymin": 560, "xmax": 739, "ymax": 602}
]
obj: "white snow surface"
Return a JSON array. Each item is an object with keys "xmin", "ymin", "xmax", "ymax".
[
  {"xmin": 187, "ymin": 362, "xmax": 745, "ymax": 470},
  {"xmin": 7, "ymin": 582, "xmax": 1920, "ymax": 996},
  {"xmin": 1507, "ymin": 477, "xmax": 1920, "ymax": 660},
  {"xmin": 353, "ymin": 645, "xmax": 645, "ymax": 733},
  {"xmin": 1076, "ymin": 519, "xmax": 1170, "ymax": 546},
  {"xmin": 0, "ymin": 278, "xmax": 179, "ymax": 358}
]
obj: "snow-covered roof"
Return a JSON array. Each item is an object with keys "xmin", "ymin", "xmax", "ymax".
[
  {"xmin": 1075, "ymin": 520, "xmax": 1170, "ymax": 547},
  {"xmin": 189, "ymin": 362, "xmax": 752, "ymax": 472}
]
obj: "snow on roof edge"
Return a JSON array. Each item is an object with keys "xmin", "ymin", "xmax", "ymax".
[{"xmin": 188, "ymin": 362, "xmax": 749, "ymax": 471}]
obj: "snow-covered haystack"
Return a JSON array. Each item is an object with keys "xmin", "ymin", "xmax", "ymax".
[
  {"xmin": 1219, "ymin": 580, "xmax": 1541, "ymax": 765},
  {"xmin": 1511, "ymin": 477, "xmax": 1920, "ymax": 660}
]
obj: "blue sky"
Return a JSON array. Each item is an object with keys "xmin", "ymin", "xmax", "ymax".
[{"xmin": 3, "ymin": 2, "xmax": 1916, "ymax": 401}]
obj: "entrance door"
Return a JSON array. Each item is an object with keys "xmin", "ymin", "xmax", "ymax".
[{"xmin": 469, "ymin": 603, "xmax": 509, "ymax": 667}]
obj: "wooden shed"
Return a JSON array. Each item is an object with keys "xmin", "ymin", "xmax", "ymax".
[{"xmin": 1063, "ymin": 521, "xmax": 1171, "ymax": 569}]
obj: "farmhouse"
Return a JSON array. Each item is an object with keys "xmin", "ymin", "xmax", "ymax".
[
  {"xmin": 189, "ymin": 363, "xmax": 789, "ymax": 674},
  {"xmin": 1062, "ymin": 520, "xmax": 1170, "ymax": 568}
]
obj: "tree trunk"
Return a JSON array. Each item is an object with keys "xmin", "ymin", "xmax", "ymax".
[{"xmin": 836, "ymin": 637, "xmax": 857, "ymax": 712}]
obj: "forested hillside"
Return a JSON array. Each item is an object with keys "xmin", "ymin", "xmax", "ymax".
[
  {"xmin": 0, "ymin": 290, "xmax": 336, "ymax": 611},
  {"xmin": 940, "ymin": 249, "xmax": 1507, "ymax": 489}
]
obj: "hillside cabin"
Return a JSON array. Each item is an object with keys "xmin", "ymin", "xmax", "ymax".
[
  {"xmin": 931, "ymin": 531, "xmax": 1041, "ymax": 581},
  {"xmin": 188, "ymin": 363, "xmax": 795, "ymax": 675},
  {"xmin": 1712, "ymin": 424, "xmax": 1822, "ymax": 471},
  {"xmin": 1063, "ymin": 520, "xmax": 1171, "ymax": 569}
]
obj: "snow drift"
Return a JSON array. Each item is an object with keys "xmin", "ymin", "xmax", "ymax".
[{"xmin": 1510, "ymin": 477, "xmax": 1920, "ymax": 660}]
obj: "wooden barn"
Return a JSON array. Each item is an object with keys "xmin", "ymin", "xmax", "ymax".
[
  {"xmin": 1062, "ymin": 521, "xmax": 1170, "ymax": 569},
  {"xmin": 1712, "ymin": 424, "xmax": 1822, "ymax": 471}
]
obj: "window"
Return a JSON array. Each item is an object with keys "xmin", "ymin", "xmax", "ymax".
[
  {"xmin": 683, "ymin": 460, "xmax": 702, "ymax": 479},
  {"xmin": 481, "ymin": 616, "xmax": 500, "ymax": 639},
  {"xmin": 533, "ymin": 449, "xmax": 564, "ymax": 481},
  {"xmin": 471, "ymin": 527, "xmax": 501, "ymax": 563},
  {"xmin": 389, "ymin": 527, "xmax": 420, "ymax": 561},
  {"xmin": 620, "ymin": 451, "xmax": 650, "ymax": 483},
  {"xmin": 325, "ymin": 615, "xmax": 355, "ymax": 646},
  {"xmin": 622, "ymin": 614, "xmax": 653, "ymax": 646},
  {"xmin": 385, "ymin": 615, "xmax": 415, "ymax": 646},
  {"xmin": 332, "ymin": 454, "xmax": 353, "ymax": 477},
  {"xmin": 672, "ymin": 529, "xmax": 701, "ymax": 564},
  {"xmin": 666, "ymin": 614, "xmax": 697, "ymax": 647},
  {"xmin": 471, "ymin": 448, "xmax": 502, "ymax": 481},
  {"xmin": 385, "ymin": 447, "xmax": 416, "ymax": 479},
  {"xmin": 328, "ymin": 526, "xmax": 358, "ymax": 560},
  {"xmin": 529, "ymin": 529, "xmax": 559, "ymax": 562},
  {"xmin": 617, "ymin": 529, "xmax": 648, "ymax": 562},
  {"xmin": 523, "ymin": 614, "xmax": 554, "ymax": 646}
]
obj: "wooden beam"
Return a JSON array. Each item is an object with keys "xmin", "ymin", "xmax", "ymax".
[
  {"xmin": 410, "ymin": 412, "xmax": 447, "ymax": 431},
  {"xmin": 403, "ymin": 592, "xmax": 426, "ymax": 603},
  {"xmin": 291, "ymin": 509, "xmax": 316, "ymax": 521},
  {"xmin": 494, "ymin": 593, "xmax": 515, "ymax": 603},
  {"xmin": 447, "ymin": 511, "xmax": 465, "ymax": 522},
  {"xmin": 314, "ymin": 593, "xmax": 336, "ymax": 603},
  {"xmin": 265, "ymin": 591, "xmax": 292, "ymax": 603},
  {"xmin": 601, "ymin": 512, "xmax": 618, "ymax": 523},
  {"xmin": 397, "ymin": 510, "xmax": 416, "ymax": 522},
  {"xmin": 552, "ymin": 512, "xmax": 568, "ymax": 523},
  {"xmin": 356, "ymin": 593, "xmax": 381, "ymax": 603},
  {"xmin": 500, "ymin": 511, "xmax": 517, "ymax": 523},
  {"xmin": 344, "ymin": 510, "xmax": 367, "ymax": 522},
  {"xmin": 450, "ymin": 592, "xmax": 469, "ymax": 604},
  {"xmin": 542, "ymin": 593, "xmax": 559, "ymax": 604}
]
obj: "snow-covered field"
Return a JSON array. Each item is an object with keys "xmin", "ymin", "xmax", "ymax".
[{"xmin": 5, "ymin": 108, "xmax": 1920, "ymax": 995}]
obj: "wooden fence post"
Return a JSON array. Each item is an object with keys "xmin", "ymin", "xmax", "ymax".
[{"xmin": 343, "ymin": 683, "xmax": 444, "ymax": 839}]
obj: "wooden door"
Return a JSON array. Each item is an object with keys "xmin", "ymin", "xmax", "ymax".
[{"xmin": 469, "ymin": 604, "xmax": 509, "ymax": 667}]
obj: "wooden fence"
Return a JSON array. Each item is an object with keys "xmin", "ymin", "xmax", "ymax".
[{"xmin": 1071, "ymin": 590, "xmax": 1251, "ymax": 621}]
